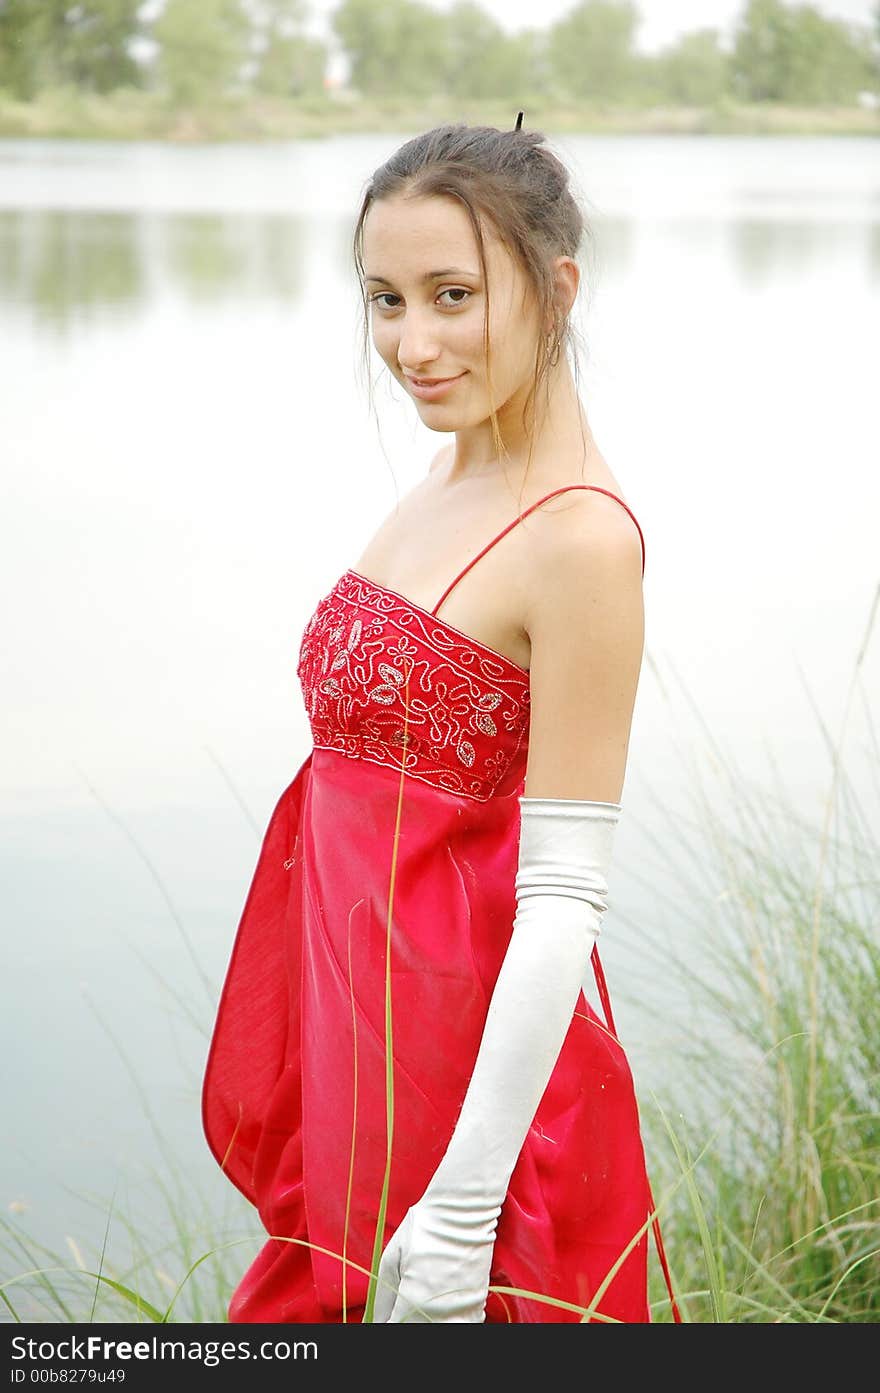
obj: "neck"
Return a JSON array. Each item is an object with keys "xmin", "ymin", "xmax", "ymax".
[{"xmin": 444, "ymin": 357, "xmax": 595, "ymax": 486}]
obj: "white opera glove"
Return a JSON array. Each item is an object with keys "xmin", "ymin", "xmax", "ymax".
[{"xmin": 372, "ymin": 795, "xmax": 622, "ymax": 1323}]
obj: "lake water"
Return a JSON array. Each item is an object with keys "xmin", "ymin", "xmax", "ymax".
[{"xmin": 2, "ymin": 133, "xmax": 878, "ymax": 1305}]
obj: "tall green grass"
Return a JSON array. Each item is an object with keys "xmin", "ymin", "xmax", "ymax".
[
  {"xmin": 3, "ymin": 588, "xmax": 877, "ymax": 1322},
  {"xmin": 640, "ymin": 583, "xmax": 880, "ymax": 1321}
]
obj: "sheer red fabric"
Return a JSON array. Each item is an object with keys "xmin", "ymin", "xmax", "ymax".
[{"xmin": 202, "ymin": 485, "xmax": 680, "ymax": 1324}]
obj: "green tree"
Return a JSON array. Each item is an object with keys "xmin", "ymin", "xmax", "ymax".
[
  {"xmin": 0, "ymin": 0, "xmax": 56, "ymax": 99},
  {"xmin": 731, "ymin": 0, "xmax": 874, "ymax": 103},
  {"xmin": 61, "ymin": 0, "xmax": 145, "ymax": 92},
  {"xmin": 0, "ymin": 0, "xmax": 144, "ymax": 99},
  {"xmin": 247, "ymin": 0, "xmax": 328, "ymax": 97},
  {"xmin": 332, "ymin": 0, "xmax": 447, "ymax": 99},
  {"xmin": 434, "ymin": 2, "xmax": 531, "ymax": 102},
  {"xmin": 152, "ymin": 0, "xmax": 250, "ymax": 104},
  {"xmin": 652, "ymin": 28, "xmax": 729, "ymax": 107},
  {"xmin": 730, "ymin": 0, "xmax": 789, "ymax": 101},
  {"xmin": 781, "ymin": 5, "xmax": 874, "ymax": 102},
  {"xmin": 546, "ymin": 0, "xmax": 639, "ymax": 104}
]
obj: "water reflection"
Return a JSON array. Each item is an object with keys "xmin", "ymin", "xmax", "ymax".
[
  {"xmin": 0, "ymin": 210, "xmax": 145, "ymax": 328},
  {"xmin": 0, "ymin": 210, "xmax": 310, "ymax": 326},
  {"xmin": 2, "ymin": 196, "xmax": 878, "ymax": 337},
  {"xmin": 163, "ymin": 213, "xmax": 306, "ymax": 303}
]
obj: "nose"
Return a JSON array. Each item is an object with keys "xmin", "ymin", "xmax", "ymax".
[{"xmin": 395, "ymin": 312, "xmax": 442, "ymax": 374}]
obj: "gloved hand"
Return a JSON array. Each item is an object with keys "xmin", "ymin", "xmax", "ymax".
[{"xmin": 372, "ymin": 795, "xmax": 622, "ymax": 1323}]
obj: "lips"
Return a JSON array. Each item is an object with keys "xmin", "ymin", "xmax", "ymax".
[{"xmin": 407, "ymin": 374, "xmax": 460, "ymax": 385}]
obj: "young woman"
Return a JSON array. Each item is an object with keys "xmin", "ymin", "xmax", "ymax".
[{"xmin": 202, "ymin": 116, "xmax": 679, "ymax": 1324}]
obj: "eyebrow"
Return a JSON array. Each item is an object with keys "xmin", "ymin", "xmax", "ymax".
[{"xmin": 364, "ymin": 268, "xmax": 479, "ymax": 285}]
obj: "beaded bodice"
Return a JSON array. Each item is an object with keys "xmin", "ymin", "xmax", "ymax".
[
  {"xmin": 297, "ymin": 569, "xmax": 532, "ymax": 801},
  {"xmin": 295, "ymin": 486, "xmax": 645, "ymax": 804}
]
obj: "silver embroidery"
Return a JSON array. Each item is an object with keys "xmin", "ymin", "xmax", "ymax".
[{"xmin": 296, "ymin": 571, "xmax": 530, "ymax": 802}]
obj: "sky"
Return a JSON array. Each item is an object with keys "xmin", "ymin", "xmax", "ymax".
[{"xmin": 303, "ymin": 0, "xmax": 878, "ymax": 55}]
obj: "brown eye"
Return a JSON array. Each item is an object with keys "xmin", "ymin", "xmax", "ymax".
[{"xmin": 439, "ymin": 288, "xmax": 470, "ymax": 306}]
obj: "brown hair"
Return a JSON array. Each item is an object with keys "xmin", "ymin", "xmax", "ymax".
[{"xmin": 351, "ymin": 120, "xmax": 595, "ymax": 508}]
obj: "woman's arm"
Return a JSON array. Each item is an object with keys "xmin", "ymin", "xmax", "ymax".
[{"xmin": 522, "ymin": 491, "xmax": 645, "ymax": 802}]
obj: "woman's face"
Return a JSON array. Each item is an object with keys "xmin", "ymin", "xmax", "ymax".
[{"xmin": 362, "ymin": 194, "xmax": 543, "ymax": 431}]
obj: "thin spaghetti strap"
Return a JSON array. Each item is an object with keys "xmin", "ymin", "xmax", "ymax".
[{"xmin": 431, "ymin": 484, "xmax": 646, "ymax": 615}]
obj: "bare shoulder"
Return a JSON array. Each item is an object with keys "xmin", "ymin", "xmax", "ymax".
[
  {"xmin": 522, "ymin": 486, "xmax": 645, "ymax": 631},
  {"xmin": 521, "ymin": 488, "xmax": 645, "ymax": 801}
]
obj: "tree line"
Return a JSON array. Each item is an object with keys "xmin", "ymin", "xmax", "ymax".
[{"xmin": 0, "ymin": 0, "xmax": 877, "ymax": 107}]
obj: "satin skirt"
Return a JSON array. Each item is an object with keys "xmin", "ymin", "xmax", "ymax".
[{"xmin": 202, "ymin": 749, "xmax": 653, "ymax": 1324}]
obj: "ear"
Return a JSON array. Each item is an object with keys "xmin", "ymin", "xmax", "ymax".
[{"xmin": 544, "ymin": 255, "xmax": 580, "ymax": 333}]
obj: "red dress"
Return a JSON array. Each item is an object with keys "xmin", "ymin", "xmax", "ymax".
[{"xmin": 201, "ymin": 484, "xmax": 679, "ymax": 1324}]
